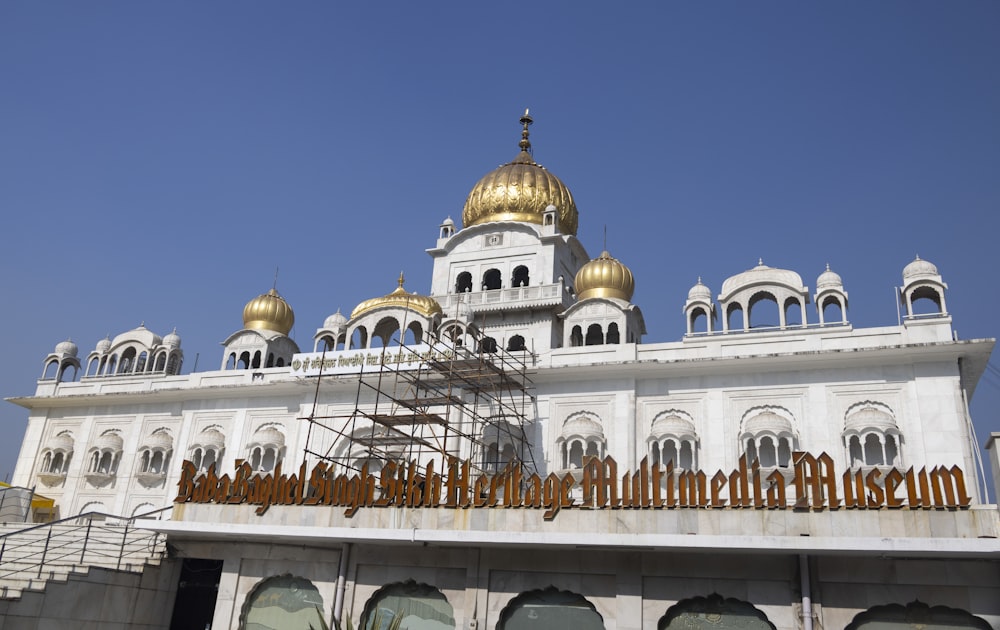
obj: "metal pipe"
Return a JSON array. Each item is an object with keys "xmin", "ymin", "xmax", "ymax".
[
  {"xmin": 333, "ymin": 542, "xmax": 352, "ymax": 627},
  {"xmin": 799, "ymin": 554, "xmax": 813, "ymax": 630}
]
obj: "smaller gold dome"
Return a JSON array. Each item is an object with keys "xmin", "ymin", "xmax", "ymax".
[
  {"xmin": 243, "ymin": 288, "xmax": 295, "ymax": 335},
  {"xmin": 351, "ymin": 273, "xmax": 443, "ymax": 320},
  {"xmin": 574, "ymin": 251, "xmax": 635, "ymax": 301}
]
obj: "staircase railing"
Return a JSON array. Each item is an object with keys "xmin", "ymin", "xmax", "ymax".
[{"xmin": 0, "ymin": 506, "xmax": 173, "ymax": 582}]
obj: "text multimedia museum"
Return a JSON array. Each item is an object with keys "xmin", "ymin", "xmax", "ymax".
[{"xmin": 5, "ymin": 113, "xmax": 1000, "ymax": 629}]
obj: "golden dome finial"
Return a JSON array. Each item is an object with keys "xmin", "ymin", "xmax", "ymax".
[
  {"xmin": 519, "ymin": 108, "xmax": 533, "ymax": 153},
  {"xmin": 397, "ymin": 271, "xmax": 405, "ymax": 288}
]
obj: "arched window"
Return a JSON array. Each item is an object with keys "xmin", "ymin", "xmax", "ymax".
[
  {"xmin": 559, "ymin": 414, "xmax": 606, "ymax": 470},
  {"xmin": 843, "ymin": 403, "xmax": 903, "ymax": 468},
  {"xmin": 847, "ymin": 601, "xmax": 990, "ymax": 630},
  {"xmin": 405, "ymin": 321, "xmax": 423, "ymax": 346},
  {"xmin": 659, "ymin": 594, "xmax": 774, "ymax": 630},
  {"xmin": 570, "ymin": 325, "xmax": 583, "ymax": 347},
  {"xmin": 606, "ymin": 323, "xmax": 620, "ymax": 344},
  {"xmin": 251, "ymin": 351, "xmax": 262, "ymax": 369},
  {"xmin": 480, "ymin": 337, "xmax": 498, "ymax": 354},
  {"xmin": 585, "ymin": 324, "xmax": 603, "ymax": 346},
  {"xmin": 507, "ymin": 335, "xmax": 526, "ymax": 352},
  {"xmin": 783, "ymin": 296, "xmax": 803, "ymax": 327},
  {"xmin": 372, "ymin": 317, "xmax": 401, "ymax": 347},
  {"xmin": 908, "ymin": 286, "xmax": 945, "ymax": 316},
  {"xmin": 821, "ymin": 296, "xmax": 845, "ymax": 325},
  {"xmin": 361, "ymin": 581, "xmax": 455, "ymax": 630},
  {"xmin": 748, "ymin": 291, "xmax": 779, "ymax": 329},
  {"xmin": 190, "ymin": 429, "xmax": 225, "ymax": 472},
  {"xmin": 498, "ymin": 587, "xmax": 604, "ymax": 630},
  {"xmin": 247, "ymin": 426, "xmax": 285, "ymax": 473},
  {"xmin": 650, "ymin": 412, "xmax": 698, "ymax": 470},
  {"xmin": 726, "ymin": 303, "xmax": 744, "ymax": 332},
  {"xmin": 137, "ymin": 430, "xmax": 173, "ymax": 478},
  {"xmin": 741, "ymin": 409, "xmax": 796, "ymax": 469},
  {"xmin": 689, "ymin": 308, "xmax": 710, "ymax": 334},
  {"xmin": 512, "ymin": 265, "xmax": 530, "ymax": 287},
  {"xmin": 455, "ymin": 272, "xmax": 473, "ymax": 293},
  {"xmin": 238, "ymin": 574, "xmax": 325, "ymax": 630},
  {"xmin": 483, "ymin": 268, "xmax": 502, "ymax": 290},
  {"xmin": 119, "ymin": 348, "xmax": 136, "ymax": 374},
  {"xmin": 238, "ymin": 351, "xmax": 251, "ymax": 370},
  {"xmin": 350, "ymin": 326, "xmax": 369, "ymax": 350}
]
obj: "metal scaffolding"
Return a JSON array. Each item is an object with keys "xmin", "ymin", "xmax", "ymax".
[{"xmin": 301, "ymin": 339, "xmax": 537, "ymax": 478}]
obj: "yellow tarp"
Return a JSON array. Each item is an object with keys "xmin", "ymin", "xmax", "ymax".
[{"xmin": 0, "ymin": 481, "xmax": 55, "ymax": 509}]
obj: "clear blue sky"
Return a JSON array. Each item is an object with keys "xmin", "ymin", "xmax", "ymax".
[{"xmin": 2, "ymin": 3, "xmax": 999, "ymax": 490}]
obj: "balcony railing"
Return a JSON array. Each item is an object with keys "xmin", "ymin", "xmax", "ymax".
[{"xmin": 437, "ymin": 282, "xmax": 572, "ymax": 313}]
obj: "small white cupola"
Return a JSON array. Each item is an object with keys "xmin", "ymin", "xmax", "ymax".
[
  {"xmin": 814, "ymin": 264, "xmax": 849, "ymax": 326},
  {"xmin": 683, "ymin": 278, "xmax": 716, "ymax": 335},
  {"xmin": 41, "ymin": 339, "xmax": 81, "ymax": 382},
  {"xmin": 222, "ymin": 288, "xmax": 300, "ymax": 370},
  {"xmin": 900, "ymin": 255, "xmax": 948, "ymax": 319}
]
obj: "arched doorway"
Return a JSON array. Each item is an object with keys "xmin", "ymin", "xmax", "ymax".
[
  {"xmin": 238, "ymin": 574, "xmax": 325, "ymax": 630},
  {"xmin": 497, "ymin": 586, "xmax": 604, "ymax": 629},
  {"xmin": 361, "ymin": 580, "xmax": 455, "ymax": 630},
  {"xmin": 659, "ymin": 594, "xmax": 774, "ymax": 630}
]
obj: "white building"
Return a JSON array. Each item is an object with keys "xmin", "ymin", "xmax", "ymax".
[{"xmin": 6, "ymin": 113, "xmax": 999, "ymax": 630}]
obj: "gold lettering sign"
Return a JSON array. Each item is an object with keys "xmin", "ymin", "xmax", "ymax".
[{"xmin": 174, "ymin": 452, "xmax": 971, "ymax": 518}]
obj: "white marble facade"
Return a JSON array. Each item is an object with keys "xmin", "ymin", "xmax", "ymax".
[{"xmin": 7, "ymin": 116, "xmax": 999, "ymax": 629}]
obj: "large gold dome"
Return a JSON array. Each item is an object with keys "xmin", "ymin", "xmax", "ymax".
[
  {"xmin": 462, "ymin": 112, "xmax": 578, "ymax": 236},
  {"xmin": 574, "ymin": 251, "xmax": 635, "ymax": 301},
  {"xmin": 351, "ymin": 273, "xmax": 443, "ymax": 320},
  {"xmin": 243, "ymin": 288, "xmax": 295, "ymax": 335}
]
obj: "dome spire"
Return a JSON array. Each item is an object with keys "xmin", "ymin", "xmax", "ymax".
[
  {"xmin": 519, "ymin": 108, "xmax": 533, "ymax": 154},
  {"xmin": 397, "ymin": 271, "xmax": 405, "ymax": 289}
]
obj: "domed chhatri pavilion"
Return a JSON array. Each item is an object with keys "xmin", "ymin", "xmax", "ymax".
[{"xmin": 6, "ymin": 114, "xmax": 1000, "ymax": 630}]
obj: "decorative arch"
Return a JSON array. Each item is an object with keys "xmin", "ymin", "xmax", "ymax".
[
  {"xmin": 497, "ymin": 586, "xmax": 604, "ymax": 629},
  {"xmin": 659, "ymin": 594, "xmax": 775, "ymax": 630},
  {"xmin": 507, "ymin": 335, "xmax": 526, "ymax": 352},
  {"xmin": 350, "ymin": 325, "xmax": 369, "ymax": 350},
  {"xmin": 77, "ymin": 501, "xmax": 107, "ymax": 521},
  {"xmin": 360, "ymin": 580, "xmax": 455, "ymax": 630},
  {"xmin": 238, "ymin": 574, "xmax": 325, "ymax": 630},
  {"xmin": 585, "ymin": 323, "xmax": 603, "ymax": 345},
  {"xmin": 558, "ymin": 412, "xmax": 606, "ymax": 469},
  {"xmin": 480, "ymin": 336, "xmax": 498, "ymax": 354},
  {"xmin": 843, "ymin": 401, "xmax": 902, "ymax": 468},
  {"xmin": 455, "ymin": 271, "xmax": 473, "ymax": 293},
  {"xmin": 747, "ymin": 290, "xmax": 780, "ymax": 329},
  {"xmin": 372, "ymin": 316, "xmax": 401, "ymax": 348},
  {"xmin": 247, "ymin": 424, "xmax": 286, "ymax": 473},
  {"xmin": 649, "ymin": 410, "xmax": 698, "ymax": 469},
  {"xmin": 483, "ymin": 268, "xmax": 502, "ymax": 290},
  {"xmin": 740, "ymin": 406, "xmax": 797, "ymax": 468},
  {"xmin": 846, "ymin": 601, "xmax": 990, "ymax": 630},
  {"xmin": 512, "ymin": 265, "xmax": 530, "ymax": 288}
]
